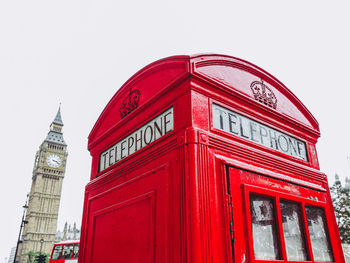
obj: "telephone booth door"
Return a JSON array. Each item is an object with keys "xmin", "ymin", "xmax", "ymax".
[{"xmin": 227, "ymin": 167, "xmax": 338, "ymax": 263}]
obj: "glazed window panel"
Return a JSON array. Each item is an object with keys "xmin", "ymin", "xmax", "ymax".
[
  {"xmin": 280, "ymin": 201, "xmax": 308, "ymax": 261},
  {"xmin": 305, "ymin": 207, "xmax": 334, "ymax": 262},
  {"xmin": 51, "ymin": 245, "xmax": 62, "ymax": 260},
  {"xmin": 250, "ymin": 195, "xmax": 280, "ymax": 260},
  {"xmin": 62, "ymin": 244, "xmax": 74, "ymax": 259},
  {"xmin": 73, "ymin": 244, "xmax": 79, "ymax": 258}
]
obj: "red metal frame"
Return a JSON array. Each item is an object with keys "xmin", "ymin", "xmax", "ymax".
[
  {"xmin": 227, "ymin": 166, "xmax": 339, "ymax": 263},
  {"xmin": 79, "ymin": 54, "xmax": 345, "ymax": 263},
  {"xmin": 244, "ymin": 184, "xmax": 328, "ymax": 262}
]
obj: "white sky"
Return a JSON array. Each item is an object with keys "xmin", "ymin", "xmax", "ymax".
[{"xmin": 1, "ymin": 0, "xmax": 350, "ymax": 261}]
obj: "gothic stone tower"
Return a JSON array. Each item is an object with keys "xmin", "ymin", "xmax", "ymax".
[{"xmin": 18, "ymin": 107, "xmax": 68, "ymax": 262}]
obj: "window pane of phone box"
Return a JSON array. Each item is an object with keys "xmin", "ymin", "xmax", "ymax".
[
  {"xmin": 280, "ymin": 201, "xmax": 308, "ymax": 261},
  {"xmin": 250, "ymin": 195, "xmax": 280, "ymax": 260},
  {"xmin": 305, "ymin": 206, "xmax": 334, "ymax": 262}
]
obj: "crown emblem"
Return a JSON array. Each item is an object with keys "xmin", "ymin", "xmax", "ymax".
[
  {"xmin": 120, "ymin": 88, "xmax": 141, "ymax": 118},
  {"xmin": 250, "ymin": 80, "xmax": 277, "ymax": 109}
]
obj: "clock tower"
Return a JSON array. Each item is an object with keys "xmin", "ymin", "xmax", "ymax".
[{"xmin": 18, "ymin": 107, "xmax": 68, "ymax": 263}]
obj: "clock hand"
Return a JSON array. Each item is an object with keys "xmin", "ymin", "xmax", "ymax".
[{"xmin": 53, "ymin": 160, "xmax": 59, "ymax": 164}]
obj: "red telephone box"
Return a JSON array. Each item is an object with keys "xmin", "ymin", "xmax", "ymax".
[{"xmin": 79, "ymin": 54, "xmax": 345, "ymax": 263}]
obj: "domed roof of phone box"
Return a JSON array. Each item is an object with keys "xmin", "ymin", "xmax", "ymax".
[{"xmin": 89, "ymin": 54, "xmax": 319, "ymax": 149}]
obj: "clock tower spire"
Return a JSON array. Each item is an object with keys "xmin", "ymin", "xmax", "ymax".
[
  {"xmin": 17, "ymin": 106, "xmax": 68, "ymax": 263},
  {"xmin": 46, "ymin": 105, "xmax": 66, "ymax": 146}
]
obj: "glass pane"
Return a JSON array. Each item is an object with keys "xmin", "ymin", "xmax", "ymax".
[
  {"xmin": 73, "ymin": 244, "xmax": 80, "ymax": 258},
  {"xmin": 305, "ymin": 206, "xmax": 334, "ymax": 262},
  {"xmin": 280, "ymin": 201, "xmax": 308, "ymax": 261},
  {"xmin": 62, "ymin": 244, "xmax": 74, "ymax": 259},
  {"xmin": 51, "ymin": 245, "xmax": 62, "ymax": 260},
  {"xmin": 250, "ymin": 195, "xmax": 280, "ymax": 260}
]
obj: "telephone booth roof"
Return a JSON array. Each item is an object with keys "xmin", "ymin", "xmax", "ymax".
[{"xmin": 88, "ymin": 54, "xmax": 320, "ymax": 150}]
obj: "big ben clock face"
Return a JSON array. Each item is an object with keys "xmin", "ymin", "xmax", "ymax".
[{"xmin": 46, "ymin": 154, "xmax": 62, "ymax": 168}]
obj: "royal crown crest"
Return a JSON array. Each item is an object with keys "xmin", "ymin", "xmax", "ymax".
[
  {"xmin": 120, "ymin": 88, "xmax": 141, "ymax": 118},
  {"xmin": 250, "ymin": 80, "xmax": 277, "ymax": 109}
]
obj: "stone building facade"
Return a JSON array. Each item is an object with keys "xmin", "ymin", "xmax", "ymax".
[
  {"xmin": 55, "ymin": 222, "xmax": 81, "ymax": 242},
  {"xmin": 17, "ymin": 107, "xmax": 68, "ymax": 263}
]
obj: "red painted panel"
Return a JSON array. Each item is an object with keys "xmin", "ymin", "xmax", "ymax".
[
  {"xmin": 191, "ymin": 54, "xmax": 319, "ymax": 131},
  {"xmin": 227, "ymin": 166, "xmax": 344, "ymax": 263},
  {"xmin": 79, "ymin": 158, "xmax": 176, "ymax": 263},
  {"xmin": 196, "ymin": 65, "xmax": 313, "ymax": 127},
  {"xmin": 91, "ymin": 193, "xmax": 154, "ymax": 263},
  {"xmin": 89, "ymin": 57, "xmax": 189, "ymax": 145}
]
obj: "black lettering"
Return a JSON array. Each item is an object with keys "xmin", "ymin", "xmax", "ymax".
[
  {"xmin": 260, "ymin": 126, "xmax": 268, "ymax": 145},
  {"xmin": 153, "ymin": 119, "xmax": 163, "ymax": 139},
  {"xmin": 114, "ymin": 145, "xmax": 120, "ymax": 163},
  {"xmin": 278, "ymin": 135, "xmax": 289, "ymax": 152},
  {"xmin": 297, "ymin": 141, "xmax": 305, "ymax": 158},
  {"xmin": 228, "ymin": 113, "xmax": 238, "ymax": 135},
  {"xmin": 128, "ymin": 137, "xmax": 135, "ymax": 155},
  {"xmin": 120, "ymin": 141, "xmax": 127, "ymax": 159},
  {"xmin": 144, "ymin": 125, "xmax": 154, "ymax": 145},
  {"xmin": 269, "ymin": 130, "xmax": 279, "ymax": 150},
  {"xmin": 109, "ymin": 148, "xmax": 115, "ymax": 166},
  {"xmin": 250, "ymin": 122, "xmax": 259, "ymax": 142},
  {"xmin": 239, "ymin": 117, "xmax": 249, "ymax": 139},
  {"xmin": 163, "ymin": 111, "xmax": 173, "ymax": 134},
  {"xmin": 135, "ymin": 130, "xmax": 143, "ymax": 151},
  {"xmin": 102, "ymin": 152, "xmax": 108, "ymax": 170},
  {"xmin": 215, "ymin": 108, "xmax": 227, "ymax": 130},
  {"xmin": 289, "ymin": 138, "xmax": 297, "ymax": 155}
]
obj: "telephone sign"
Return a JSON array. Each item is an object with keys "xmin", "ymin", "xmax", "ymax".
[
  {"xmin": 213, "ymin": 104, "xmax": 308, "ymax": 161},
  {"xmin": 99, "ymin": 107, "xmax": 173, "ymax": 171}
]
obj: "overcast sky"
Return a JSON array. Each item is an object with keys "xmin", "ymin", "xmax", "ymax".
[{"xmin": 1, "ymin": 0, "xmax": 350, "ymax": 261}]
